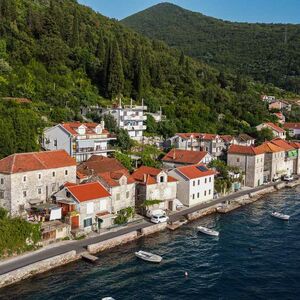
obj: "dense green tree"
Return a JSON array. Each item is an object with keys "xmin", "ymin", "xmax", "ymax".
[{"xmin": 116, "ymin": 129, "xmax": 134, "ymax": 151}]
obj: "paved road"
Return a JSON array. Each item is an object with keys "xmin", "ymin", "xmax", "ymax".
[
  {"xmin": 0, "ymin": 221, "xmax": 151, "ymax": 276},
  {"xmin": 0, "ymin": 181, "xmax": 280, "ymax": 276},
  {"xmin": 169, "ymin": 181, "xmax": 279, "ymax": 222}
]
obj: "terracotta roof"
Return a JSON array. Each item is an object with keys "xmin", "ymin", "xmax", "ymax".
[
  {"xmin": 76, "ymin": 171, "xmax": 88, "ymax": 180},
  {"xmin": 162, "ymin": 149, "xmax": 208, "ymax": 165},
  {"xmin": 67, "ymin": 182, "xmax": 110, "ymax": 202},
  {"xmin": 237, "ymin": 133, "xmax": 255, "ymax": 142},
  {"xmin": 176, "ymin": 133, "xmax": 202, "ymax": 140},
  {"xmin": 0, "ymin": 150, "xmax": 76, "ymax": 174},
  {"xmin": 132, "ymin": 166, "xmax": 177, "ymax": 185},
  {"xmin": 98, "ymin": 170, "xmax": 135, "ymax": 188},
  {"xmin": 284, "ymin": 123, "xmax": 300, "ymax": 130},
  {"xmin": 176, "ymin": 164, "xmax": 215, "ymax": 180},
  {"xmin": 77, "ymin": 155, "xmax": 128, "ymax": 176},
  {"xmin": 288, "ymin": 141, "xmax": 300, "ymax": 149},
  {"xmin": 201, "ymin": 133, "xmax": 218, "ymax": 141},
  {"xmin": 220, "ymin": 135, "xmax": 233, "ymax": 142},
  {"xmin": 264, "ymin": 122, "xmax": 285, "ymax": 133},
  {"xmin": 228, "ymin": 145, "xmax": 263, "ymax": 156},
  {"xmin": 255, "ymin": 141, "xmax": 284, "ymax": 153},
  {"xmin": 271, "ymin": 138, "xmax": 295, "ymax": 151},
  {"xmin": 61, "ymin": 122, "xmax": 109, "ymax": 136}
]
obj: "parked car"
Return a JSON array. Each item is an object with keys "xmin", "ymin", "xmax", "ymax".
[
  {"xmin": 146, "ymin": 209, "xmax": 165, "ymax": 218},
  {"xmin": 150, "ymin": 214, "xmax": 169, "ymax": 224},
  {"xmin": 273, "ymin": 176, "xmax": 280, "ymax": 182},
  {"xmin": 283, "ymin": 175, "xmax": 294, "ymax": 182}
]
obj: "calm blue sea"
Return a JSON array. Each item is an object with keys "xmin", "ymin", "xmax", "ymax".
[{"xmin": 1, "ymin": 187, "xmax": 300, "ymax": 300}]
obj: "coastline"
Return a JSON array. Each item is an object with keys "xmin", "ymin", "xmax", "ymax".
[{"xmin": 0, "ymin": 180, "xmax": 298, "ymax": 289}]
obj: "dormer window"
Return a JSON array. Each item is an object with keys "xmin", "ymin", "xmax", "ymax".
[
  {"xmin": 160, "ymin": 176, "xmax": 165, "ymax": 183},
  {"xmin": 94, "ymin": 125, "xmax": 103, "ymax": 134},
  {"xmin": 77, "ymin": 125, "xmax": 86, "ymax": 135}
]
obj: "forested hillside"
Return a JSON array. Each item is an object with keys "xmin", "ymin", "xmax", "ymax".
[
  {"xmin": 122, "ymin": 3, "xmax": 300, "ymax": 94},
  {"xmin": 0, "ymin": 0, "xmax": 283, "ymax": 157}
]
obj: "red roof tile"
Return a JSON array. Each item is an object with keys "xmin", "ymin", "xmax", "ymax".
[
  {"xmin": 284, "ymin": 123, "xmax": 300, "ymax": 130},
  {"xmin": 176, "ymin": 164, "xmax": 215, "ymax": 180},
  {"xmin": 132, "ymin": 166, "xmax": 177, "ymax": 185},
  {"xmin": 67, "ymin": 182, "xmax": 110, "ymax": 202},
  {"xmin": 61, "ymin": 122, "xmax": 109, "ymax": 136},
  {"xmin": 162, "ymin": 149, "xmax": 208, "ymax": 165},
  {"xmin": 264, "ymin": 122, "xmax": 285, "ymax": 133},
  {"xmin": 99, "ymin": 171, "xmax": 135, "ymax": 188},
  {"xmin": 271, "ymin": 138, "xmax": 295, "ymax": 151},
  {"xmin": 255, "ymin": 141, "xmax": 284, "ymax": 153},
  {"xmin": 176, "ymin": 133, "xmax": 202, "ymax": 140},
  {"xmin": 0, "ymin": 150, "xmax": 76, "ymax": 174},
  {"xmin": 228, "ymin": 145, "xmax": 263, "ymax": 156}
]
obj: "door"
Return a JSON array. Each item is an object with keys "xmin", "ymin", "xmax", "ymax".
[
  {"xmin": 71, "ymin": 215, "xmax": 79, "ymax": 229},
  {"xmin": 168, "ymin": 200, "xmax": 173, "ymax": 211}
]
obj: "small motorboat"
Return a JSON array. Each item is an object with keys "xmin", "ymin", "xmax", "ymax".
[
  {"xmin": 135, "ymin": 250, "xmax": 162, "ymax": 263},
  {"xmin": 102, "ymin": 298, "xmax": 115, "ymax": 300},
  {"xmin": 197, "ymin": 226, "xmax": 219, "ymax": 237},
  {"xmin": 271, "ymin": 212, "xmax": 290, "ymax": 220}
]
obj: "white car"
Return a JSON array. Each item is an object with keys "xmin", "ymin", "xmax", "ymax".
[
  {"xmin": 150, "ymin": 214, "xmax": 169, "ymax": 224},
  {"xmin": 283, "ymin": 175, "xmax": 294, "ymax": 182}
]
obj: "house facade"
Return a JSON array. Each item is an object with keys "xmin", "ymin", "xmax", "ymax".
[
  {"xmin": 132, "ymin": 166, "xmax": 178, "ymax": 211},
  {"xmin": 256, "ymin": 122, "xmax": 286, "ymax": 140},
  {"xmin": 227, "ymin": 145, "xmax": 265, "ymax": 187},
  {"xmin": 55, "ymin": 182, "xmax": 112, "ymax": 232},
  {"xmin": 0, "ymin": 150, "xmax": 76, "ymax": 216},
  {"xmin": 42, "ymin": 122, "xmax": 116, "ymax": 163},
  {"xmin": 284, "ymin": 123, "xmax": 300, "ymax": 138},
  {"xmin": 169, "ymin": 165, "xmax": 215, "ymax": 207},
  {"xmin": 162, "ymin": 149, "xmax": 212, "ymax": 168},
  {"xmin": 232, "ymin": 134, "xmax": 256, "ymax": 147},
  {"xmin": 101, "ymin": 102, "xmax": 147, "ymax": 141}
]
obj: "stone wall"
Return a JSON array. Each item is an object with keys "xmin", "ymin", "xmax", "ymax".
[
  {"xmin": 87, "ymin": 231, "xmax": 138, "ymax": 254},
  {"xmin": 186, "ymin": 205, "xmax": 218, "ymax": 221},
  {"xmin": 140, "ymin": 222, "xmax": 167, "ymax": 236},
  {"xmin": 0, "ymin": 251, "xmax": 77, "ymax": 289}
]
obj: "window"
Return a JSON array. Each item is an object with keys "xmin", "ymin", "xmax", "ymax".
[
  {"xmin": 204, "ymin": 191, "xmax": 207, "ymax": 196},
  {"xmin": 126, "ymin": 191, "xmax": 130, "ymax": 199},
  {"xmin": 160, "ymin": 176, "xmax": 164, "ymax": 183},
  {"xmin": 205, "ymin": 178, "xmax": 207, "ymax": 184},
  {"xmin": 66, "ymin": 191, "xmax": 71, "ymax": 198},
  {"xmin": 197, "ymin": 192, "xmax": 200, "ymax": 198},
  {"xmin": 51, "ymin": 183, "xmax": 57, "ymax": 192},
  {"xmin": 54, "ymin": 139, "xmax": 57, "ymax": 147},
  {"xmin": 83, "ymin": 218, "xmax": 93, "ymax": 228},
  {"xmin": 23, "ymin": 191, "xmax": 27, "ymax": 198},
  {"xmin": 237, "ymin": 158, "xmax": 240, "ymax": 163},
  {"xmin": 116, "ymin": 193, "xmax": 120, "ymax": 201},
  {"xmin": 86, "ymin": 202, "xmax": 94, "ymax": 214},
  {"xmin": 38, "ymin": 173, "xmax": 42, "ymax": 180},
  {"xmin": 0, "ymin": 190, "xmax": 4, "ymax": 199},
  {"xmin": 0, "ymin": 178, "xmax": 3, "ymax": 185},
  {"xmin": 52, "ymin": 171, "xmax": 56, "ymax": 177},
  {"xmin": 198, "ymin": 180, "xmax": 200, "ymax": 185},
  {"xmin": 192, "ymin": 194, "xmax": 195, "ymax": 199},
  {"xmin": 65, "ymin": 170, "xmax": 68, "ymax": 176},
  {"xmin": 38, "ymin": 188, "xmax": 42, "ymax": 195},
  {"xmin": 23, "ymin": 176, "xmax": 27, "ymax": 182},
  {"xmin": 209, "ymin": 177, "xmax": 212, "ymax": 182},
  {"xmin": 209, "ymin": 190, "xmax": 211, "ymax": 195},
  {"xmin": 19, "ymin": 204, "xmax": 25, "ymax": 213},
  {"xmin": 193, "ymin": 181, "xmax": 195, "ymax": 187}
]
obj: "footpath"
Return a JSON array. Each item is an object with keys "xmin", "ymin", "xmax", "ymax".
[{"xmin": 0, "ymin": 180, "xmax": 296, "ymax": 288}]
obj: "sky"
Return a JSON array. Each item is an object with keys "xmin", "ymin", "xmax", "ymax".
[{"xmin": 78, "ymin": 0, "xmax": 300, "ymax": 23}]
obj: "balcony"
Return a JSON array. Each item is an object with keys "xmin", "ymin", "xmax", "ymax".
[
  {"xmin": 75, "ymin": 145, "xmax": 115, "ymax": 154},
  {"xmin": 123, "ymin": 115, "xmax": 147, "ymax": 121},
  {"xmin": 123, "ymin": 125, "xmax": 147, "ymax": 131}
]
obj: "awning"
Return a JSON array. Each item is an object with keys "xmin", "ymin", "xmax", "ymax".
[{"xmin": 28, "ymin": 198, "xmax": 44, "ymax": 205}]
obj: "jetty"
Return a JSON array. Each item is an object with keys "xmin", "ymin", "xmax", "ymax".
[{"xmin": 81, "ymin": 252, "xmax": 99, "ymax": 263}]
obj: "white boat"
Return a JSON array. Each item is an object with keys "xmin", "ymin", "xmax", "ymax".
[
  {"xmin": 102, "ymin": 298, "xmax": 115, "ymax": 300},
  {"xmin": 197, "ymin": 226, "xmax": 219, "ymax": 237},
  {"xmin": 135, "ymin": 250, "xmax": 162, "ymax": 263},
  {"xmin": 271, "ymin": 212, "xmax": 290, "ymax": 220}
]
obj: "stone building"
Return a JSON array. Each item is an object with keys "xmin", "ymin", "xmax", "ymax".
[
  {"xmin": 0, "ymin": 150, "xmax": 76, "ymax": 216},
  {"xmin": 256, "ymin": 122, "xmax": 286, "ymax": 140},
  {"xmin": 132, "ymin": 166, "xmax": 178, "ymax": 211}
]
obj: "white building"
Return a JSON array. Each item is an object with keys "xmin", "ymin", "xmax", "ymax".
[
  {"xmin": 284, "ymin": 123, "xmax": 300, "ymax": 138},
  {"xmin": 101, "ymin": 101, "xmax": 147, "ymax": 141},
  {"xmin": 256, "ymin": 122, "xmax": 286, "ymax": 140},
  {"xmin": 169, "ymin": 165, "xmax": 215, "ymax": 207},
  {"xmin": 42, "ymin": 122, "xmax": 116, "ymax": 162},
  {"xmin": 0, "ymin": 150, "xmax": 77, "ymax": 216}
]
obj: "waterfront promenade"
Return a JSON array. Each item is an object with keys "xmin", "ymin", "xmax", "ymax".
[{"xmin": 0, "ymin": 181, "xmax": 279, "ymax": 276}]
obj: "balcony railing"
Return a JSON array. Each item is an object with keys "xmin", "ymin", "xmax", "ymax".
[
  {"xmin": 123, "ymin": 125, "xmax": 147, "ymax": 131},
  {"xmin": 123, "ymin": 115, "xmax": 147, "ymax": 121},
  {"xmin": 75, "ymin": 145, "xmax": 115, "ymax": 154}
]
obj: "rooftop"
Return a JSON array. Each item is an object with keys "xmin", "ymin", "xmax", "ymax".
[
  {"xmin": 228, "ymin": 145, "xmax": 263, "ymax": 156},
  {"xmin": 271, "ymin": 138, "xmax": 295, "ymax": 151},
  {"xmin": 175, "ymin": 164, "xmax": 215, "ymax": 180},
  {"xmin": 162, "ymin": 149, "xmax": 208, "ymax": 165},
  {"xmin": 61, "ymin": 122, "xmax": 109, "ymax": 136},
  {"xmin": 66, "ymin": 182, "xmax": 111, "ymax": 202},
  {"xmin": 284, "ymin": 122, "xmax": 300, "ymax": 130},
  {"xmin": 255, "ymin": 141, "xmax": 284, "ymax": 153},
  {"xmin": 0, "ymin": 150, "xmax": 76, "ymax": 174},
  {"xmin": 263, "ymin": 122, "xmax": 285, "ymax": 133}
]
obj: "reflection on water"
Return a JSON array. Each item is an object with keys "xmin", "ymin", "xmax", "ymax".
[{"xmin": 1, "ymin": 188, "xmax": 300, "ymax": 300}]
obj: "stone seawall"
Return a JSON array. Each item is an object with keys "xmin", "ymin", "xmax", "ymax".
[
  {"xmin": 87, "ymin": 231, "xmax": 138, "ymax": 254},
  {"xmin": 140, "ymin": 223, "xmax": 167, "ymax": 236},
  {"xmin": 186, "ymin": 205, "xmax": 219, "ymax": 221},
  {"xmin": 0, "ymin": 251, "xmax": 77, "ymax": 289}
]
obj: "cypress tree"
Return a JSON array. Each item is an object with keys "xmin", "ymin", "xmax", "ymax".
[{"xmin": 107, "ymin": 39, "xmax": 124, "ymax": 99}]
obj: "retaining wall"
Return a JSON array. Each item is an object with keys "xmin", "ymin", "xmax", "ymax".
[
  {"xmin": 0, "ymin": 251, "xmax": 77, "ymax": 289},
  {"xmin": 140, "ymin": 223, "xmax": 167, "ymax": 236},
  {"xmin": 87, "ymin": 231, "xmax": 138, "ymax": 254},
  {"xmin": 186, "ymin": 205, "xmax": 218, "ymax": 221}
]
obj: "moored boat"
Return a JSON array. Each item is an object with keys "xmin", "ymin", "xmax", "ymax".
[
  {"xmin": 197, "ymin": 226, "xmax": 219, "ymax": 237},
  {"xmin": 135, "ymin": 250, "xmax": 162, "ymax": 263},
  {"xmin": 271, "ymin": 211, "xmax": 290, "ymax": 220}
]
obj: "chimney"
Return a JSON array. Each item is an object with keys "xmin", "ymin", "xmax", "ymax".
[
  {"xmin": 173, "ymin": 148, "xmax": 176, "ymax": 160},
  {"xmin": 143, "ymin": 174, "xmax": 147, "ymax": 182}
]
